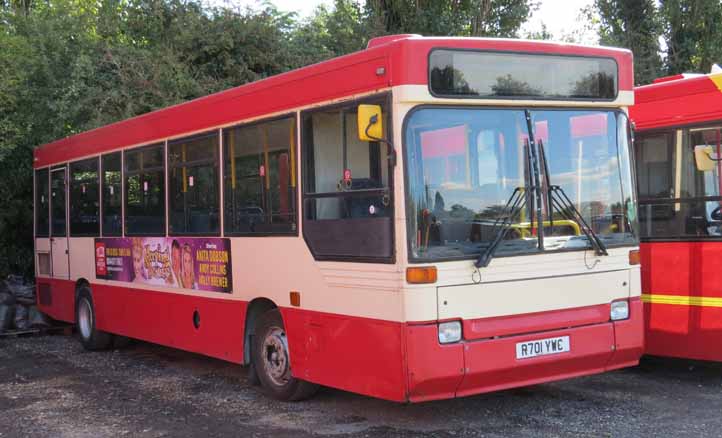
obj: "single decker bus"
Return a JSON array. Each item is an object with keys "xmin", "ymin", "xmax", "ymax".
[
  {"xmin": 631, "ymin": 69, "xmax": 722, "ymax": 362},
  {"xmin": 33, "ymin": 35, "xmax": 642, "ymax": 402}
]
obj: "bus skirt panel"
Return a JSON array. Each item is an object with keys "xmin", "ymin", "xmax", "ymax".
[{"xmin": 405, "ymin": 299, "xmax": 643, "ymax": 402}]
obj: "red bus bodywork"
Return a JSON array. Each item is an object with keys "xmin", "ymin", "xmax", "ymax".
[
  {"xmin": 34, "ymin": 36, "xmax": 641, "ymax": 402},
  {"xmin": 631, "ymin": 73, "xmax": 722, "ymax": 362}
]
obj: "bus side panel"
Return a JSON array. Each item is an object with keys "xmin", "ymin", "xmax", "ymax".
[
  {"xmin": 642, "ymin": 241, "xmax": 722, "ymax": 362},
  {"xmin": 282, "ymin": 307, "xmax": 407, "ymax": 402},
  {"xmin": 91, "ymin": 283, "xmax": 246, "ymax": 363},
  {"xmin": 35, "ymin": 278, "xmax": 75, "ymax": 323},
  {"xmin": 405, "ymin": 323, "xmax": 464, "ymax": 403}
]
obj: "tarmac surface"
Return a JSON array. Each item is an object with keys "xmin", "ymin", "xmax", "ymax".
[{"xmin": 1, "ymin": 333, "xmax": 722, "ymax": 437}]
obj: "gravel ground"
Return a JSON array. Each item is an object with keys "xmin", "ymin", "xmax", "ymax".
[{"xmin": 1, "ymin": 333, "xmax": 722, "ymax": 438}]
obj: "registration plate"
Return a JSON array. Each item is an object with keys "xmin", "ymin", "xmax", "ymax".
[{"xmin": 515, "ymin": 335, "xmax": 570, "ymax": 359}]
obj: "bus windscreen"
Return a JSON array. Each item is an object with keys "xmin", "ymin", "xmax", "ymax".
[{"xmin": 429, "ymin": 49, "xmax": 618, "ymax": 100}]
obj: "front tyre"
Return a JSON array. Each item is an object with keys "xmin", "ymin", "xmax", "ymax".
[
  {"xmin": 76, "ymin": 288, "xmax": 113, "ymax": 351},
  {"xmin": 252, "ymin": 309, "xmax": 318, "ymax": 401}
]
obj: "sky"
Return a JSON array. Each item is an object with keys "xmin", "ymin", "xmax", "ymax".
[{"xmin": 224, "ymin": 0, "xmax": 597, "ymax": 43}]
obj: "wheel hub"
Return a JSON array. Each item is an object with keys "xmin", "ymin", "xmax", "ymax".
[
  {"xmin": 262, "ymin": 327, "xmax": 290, "ymax": 386},
  {"xmin": 78, "ymin": 299, "xmax": 92, "ymax": 340}
]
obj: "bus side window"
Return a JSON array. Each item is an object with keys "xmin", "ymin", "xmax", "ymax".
[
  {"xmin": 168, "ymin": 132, "xmax": 220, "ymax": 235},
  {"xmin": 223, "ymin": 116, "xmax": 297, "ymax": 235},
  {"xmin": 124, "ymin": 144, "xmax": 165, "ymax": 236},
  {"xmin": 636, "ymin": 132, "xmax": 674, "ymax": 199},
  {"xmin": 301, "ymin": 100, "xmax": 393, "ymax": 261},
  {"xmin": 69, "ymin": 157, "xmax": 100, "ymax": 237},
  {"xmin": 101, "ymin": 152, "xmax": 122, "ymax": 236}
]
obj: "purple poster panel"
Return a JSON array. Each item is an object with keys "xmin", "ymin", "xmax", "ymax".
[{"xmin": 94, "ymin": 237, "xmax": 232, "ymax": 293}]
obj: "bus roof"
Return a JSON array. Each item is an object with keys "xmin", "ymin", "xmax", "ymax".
[
  {"xmin": 34, "ymin": 35, "xmax": 633, "ymax": 168},
  {"xmin": 631, "ymin": 72, "xmax": 722, "ymax": 131}
]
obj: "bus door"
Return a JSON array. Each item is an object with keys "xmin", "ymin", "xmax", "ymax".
[
  {"xmin": 34, "ymin": 168, "xmax": 52, "ymax": 278},
  {"xmin": 50, "ymin": 166, "xmax": 70, "ymax": 279}
]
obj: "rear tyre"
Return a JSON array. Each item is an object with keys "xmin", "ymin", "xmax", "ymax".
[
  {"xmin": 252, "ymin": 309, "xmax": 319, "ymax": 401},
  {"xmin": 75, "ymin": 288, "xmax": 113, "ymax": 351}
]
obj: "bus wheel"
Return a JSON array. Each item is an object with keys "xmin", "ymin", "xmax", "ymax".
[
  {"xmin": 75, "ymin": 288, "xmax": 113, "ymax": 351},
  {"xmin": 252, "ymin": 309, "xmax": 319, "ymax": 401}
]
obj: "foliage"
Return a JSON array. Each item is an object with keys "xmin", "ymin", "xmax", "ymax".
[
  {"xmin": 0, "ymin": 0, "xmax": 310, "ymax": 278},
  {"xmin": 3, "ymin": 0, "xmax": 722, "ymax": 279},
  {"xmin": 0, "ymin": 0, "xmax": 537, "ymax": 279},
  {"xmin": 593, "ymin": 0, "xmax": 662, "ymax": 85},
  {"xmin": 365, "ymin": 0, "xmax": 535, "ymax": 37},
  {"xmin": 660, "ymin": 0, "xmax": 722, "ymax": 74},
  {"xmin": 591, "ymin": 0, "xmax": 722, "ymax": 82}
]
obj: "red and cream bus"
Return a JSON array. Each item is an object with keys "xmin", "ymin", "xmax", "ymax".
[
  {"xmin": 631, "ymin": 70, "xmax": 722, "ymax": 362},
  {"xmin": 33, "ymin": 35, "xmax": 642, "ymax": 402}
]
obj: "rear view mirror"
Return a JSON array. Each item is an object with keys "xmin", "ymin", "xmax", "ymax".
[
  {"xmin": 357, "ymin": 104, "xmax": 383, "ymax": 141},
  {"xmin": 694, "ymin": 145, "xmax": 719, "ymax": 172}
]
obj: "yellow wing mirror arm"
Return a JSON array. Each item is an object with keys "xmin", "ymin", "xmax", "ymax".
[{"xmin": 358, "ymin": 104, "xmax": 396, "ymax": 167}]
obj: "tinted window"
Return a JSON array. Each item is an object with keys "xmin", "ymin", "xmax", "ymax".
[
  {"xmin": 636, "ymin": 127, "xmax": 722, "ymax": 239},
  {"xmin": 430, "ymin": 50, "xmax": 618, "ymax": 100},
  {"xmin": 224, "ymin": 117, "xmax": 296, "ymax": 234},
  {"xmin": 69, "ymin": 158, "xmax": 99, "ymax": 236},
  {"xmin": 102, "ymin": 153, "xmax": 122, "ymax": 236},
  {"xmin": 125, "ymin": 144, "xmax": 165, "ymax": 235},
  {"xmin": 636, "ymin": 132, "xmax": 674, "ymax": 199},
  {"xmin": 169, "ymin": 133, "xmax": 219, "ymax": 235},
  {"xmin": 302, "ymin": 101, "xmax": 393, "ymax": 260},
  {"xmin": 35, "ymin": 168, "xmax": 49, "ymax": 237},
  {"xmin": 50, "ymin": 168, "xmax": 66, "ymax": 237}
]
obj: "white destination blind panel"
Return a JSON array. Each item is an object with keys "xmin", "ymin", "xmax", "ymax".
[{"xmin": 516, "ymin": 336, "xmax": 570, "ymax": 360}]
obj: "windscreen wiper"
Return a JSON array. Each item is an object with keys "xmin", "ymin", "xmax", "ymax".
[
  {"xmin": 525, "ymin": 110, "xmax": 545, "ymax": 252},
  {"xmin": 537, "ymin": 139, "xmax": 608, "ymax": 256},
  {"xmin": 476, "ymin": 112, "xmax": 543, "ymax": 268},
  {"xmin": 475, "ymin": 187, "xmax": 528, "ymax": 268}
]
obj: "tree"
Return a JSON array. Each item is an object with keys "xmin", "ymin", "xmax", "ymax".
[
  {"xmin": 0, "ymin": 0, "xmax": 308, "ymax": 278},
  {"xmin": 365, "ymin": 0, "xmax": 535, "ymax": 37},
  {"xmin": 291, "ymin": 0, "xmax": 366, "ymax": 62},
  {"xmin": 0, "ymin": 0, "xmax": 551, "ymax": 280},
  {"xmin": 593, "ymin": 0, "xmax": 662, "ymax": 85},
  {"xmin": 660, "ymin": 0, "xmax": 722, "ymax": 74}
]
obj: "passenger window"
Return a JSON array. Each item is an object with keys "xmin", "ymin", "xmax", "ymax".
[
  {"xmin": 102, "ymin": 153, "xmax": 122, "ymax": 236},
  {"xmin": 636, "ymin": 128, "xmax": 722, "ymax": 239},
  {"xmin": 50, "ymin": 167, "xmax": 67, "ymax": 237},
  {"xmin": 125, "ymin": 144, "xmax": 165, "ymax": 235},
  {"xmin": 35, "ymin": 168, "xmax": 50, "ymax": 237},
  {"xmin": 302, "ymin": 100, "xmax": 393, "ymax": 261},
  {"xmin": 223, "ymin": 117, "xmax": 296, "ymax": 234},
  {"xmin": 636, "ymin": 132, "xmax": 674, "ymax": 199},
  {"xmin": 69, "ymin": 158, "xmax": 100, "ymax": 236},
  {"xmin": 688, "ymin": 128, "xmax": 721, "ymax": 199},
  {"xmin": 168, "ymin": 133, "xmax": 219, "ymax": 235}
]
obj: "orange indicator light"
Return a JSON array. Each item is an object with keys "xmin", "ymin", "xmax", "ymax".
[
  {"xmin": 406, "ymin": 267, "xmax": 438, "ymax": 284},
  {"xmin": 290, "ymin": 291, "xmax": 301, "ymax": 307},
  {"xmin": 629, "ymin": 250, "xmax": 641, "ymax": 265}
]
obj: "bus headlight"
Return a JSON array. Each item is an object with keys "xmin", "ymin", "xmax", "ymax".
[
  {"xmin": 438, "ymin": 321, "xmax": 462, "ymax": 344},
  {"xmin": 610, "ymin": 300, "xmax": 629, "ymax": 321}
]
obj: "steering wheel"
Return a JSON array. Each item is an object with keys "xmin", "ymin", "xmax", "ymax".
[{"xmin": 712, "ymin": 206, "xmax": 722, "ymax": 221}]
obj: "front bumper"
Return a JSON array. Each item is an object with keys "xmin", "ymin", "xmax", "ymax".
[{"xmin": 405, "ymin": 299, "xmax": 643, "ymax": 402}]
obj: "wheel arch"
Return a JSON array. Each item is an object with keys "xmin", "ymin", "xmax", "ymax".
[{"xmin": 243, "ymin": 297, "xmax": 278, "ymax": 364}]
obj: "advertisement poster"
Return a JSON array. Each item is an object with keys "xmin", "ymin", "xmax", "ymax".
[{"xmin": 94, "ymin": 237, "xmax": 232, "ymax": 293}]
